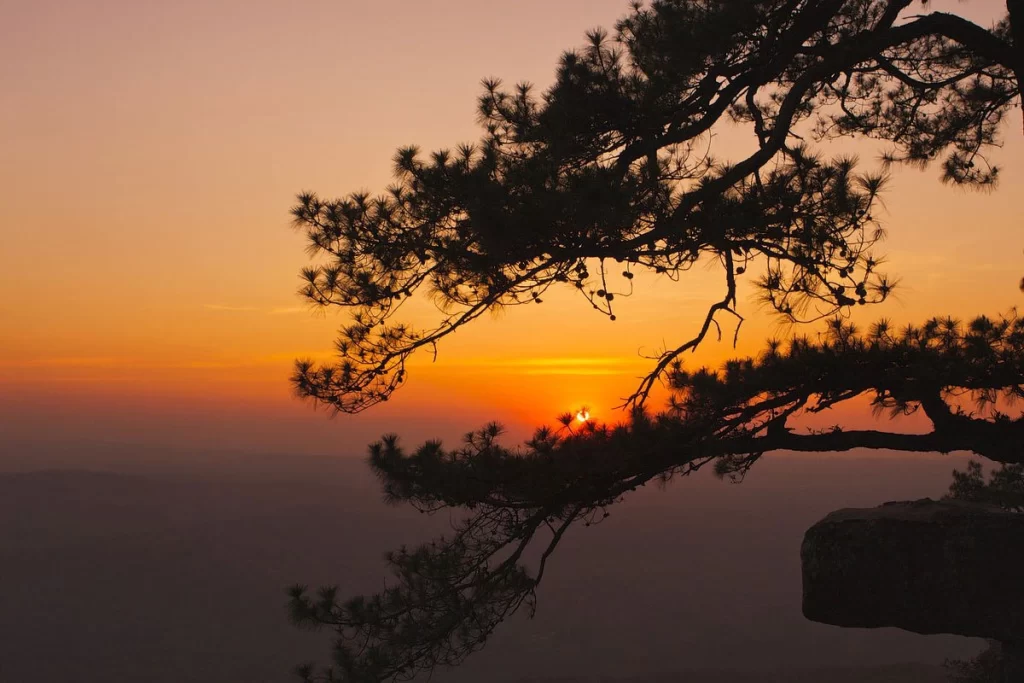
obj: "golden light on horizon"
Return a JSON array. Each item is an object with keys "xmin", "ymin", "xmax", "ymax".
[{"xmin": 0, "ymin": 0, "xmax": 1020, "ymax": 453}]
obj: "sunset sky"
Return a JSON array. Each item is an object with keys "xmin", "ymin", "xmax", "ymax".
[{"xmin": 2, "ymin": 0, "xmax": 1021, "ymax": 457}]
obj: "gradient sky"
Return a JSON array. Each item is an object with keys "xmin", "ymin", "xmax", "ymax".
[{"xmin": 1, "ymin": 0, "xmax": 1020, "ymax": 456}]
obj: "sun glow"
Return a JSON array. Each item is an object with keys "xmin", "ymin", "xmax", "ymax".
[{"xmin": 575, "ymin": 408, "xmax": 591, "ymax": 423}]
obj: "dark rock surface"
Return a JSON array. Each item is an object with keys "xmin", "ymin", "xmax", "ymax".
[{"xmin": 802, "ymin": 498, "xmax": 1024, "ymax": 641}]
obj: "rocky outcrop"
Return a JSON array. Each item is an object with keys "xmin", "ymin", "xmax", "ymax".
[{"xmin": 801, "ymin": 498, "xmax": 1024, "ymax": 642}]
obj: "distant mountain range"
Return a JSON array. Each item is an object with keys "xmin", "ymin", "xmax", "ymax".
[
  {"xmin": 0, "ymin": 452, "xmax": 981, "ymax": 683},
  {"xmin": 513, "ymin": 663, "xmax": 947, "ymax": 683}
]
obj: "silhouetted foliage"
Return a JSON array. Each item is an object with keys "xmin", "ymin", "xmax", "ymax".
[
  {"xmin": 944, "ymin": 642, "xmax": 1007, "ymax": 683},
  {"xmin": 291, "ymin": 0, "xmax": 1020, "ymax": 414},
  {"xmin": 943, "ymin": 455, "xmax": 1024, "ymax": 683},
  {"xmin": 288, "ymin": 313, "xmax": 1024, "ymax": 682},
  {"xmin": 670, "ymin": 313, "xmax": 1024, "ymax": 470},
  {"xmin": 947, "ymin": 459, "xmax": 1024, "ymax": 511},
  {"xmin": 288, "ymin": 1, "xmax": 1023, "ymax": 680},
  {"xmin": 288, "ymin": 415, "xmax": 717, "ymax": 682}
]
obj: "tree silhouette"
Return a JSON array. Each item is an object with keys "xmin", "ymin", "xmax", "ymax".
[
  {"xmin": 289, "ymin": 314, "xmax": 1024, "ymax": 682},
  {"xmin": 947, "ymin": 458, "xmax": 1024, "ymax": 512},
  {"xmin": 287, "ymin": 2, "xmax": 1022, "ymax": 681},
  {"xmin": 939, "ymin": 459, "xmax": 1024, "ymax": 680},
  {"xmin": 291, "ymin": 0, "xmax": 1019, "ymax": 414}
]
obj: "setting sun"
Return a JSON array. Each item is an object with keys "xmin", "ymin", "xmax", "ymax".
[{"xmin": 576, "ymin": 408, "xmax": 591, "ymax": 423}]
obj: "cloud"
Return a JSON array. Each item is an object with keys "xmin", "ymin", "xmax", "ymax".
[
  {"xmin": 203, "ymin": 304, "xmax": 309, "ymax": 315},
  {"xmin": 203, "ymin": 304, "xmax": 259, "ymax": 312},
  {"xmin": 521, "ymin": 368, "xmax": 627, "ymax": 376},
  {"xmin": 436, "ymin": 356, "xmax": 647, "ymax": 376},
  {"xmin": 510, "ymin": 357, "xmax": 627, "ymax": 367},
  {"xmin": 1, "ymin": 355, "xmax": 299, "ymax": 372},
  {"xmin": 0, "ymin": 357, "xmax": 121, "ymax": 368}
]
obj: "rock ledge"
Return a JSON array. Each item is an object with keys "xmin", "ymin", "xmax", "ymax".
[{"xmin": 801, "ymin": 498, "xmax": 1024, "ymax": 641}]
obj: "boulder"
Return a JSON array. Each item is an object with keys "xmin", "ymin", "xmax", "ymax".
[{"xmin": 801, "ymin": 498, "xmax": 1024, "ymax": 642}]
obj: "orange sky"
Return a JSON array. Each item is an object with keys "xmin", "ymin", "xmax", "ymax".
[{"xmin": 1, "ymin": 0, "xmax": 1020, "ymax": 456}]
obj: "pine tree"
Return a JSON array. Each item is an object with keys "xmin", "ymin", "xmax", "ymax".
[{"xmin": 286, "ymin": 2, "xmax": 1022, "ymax": 680}]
